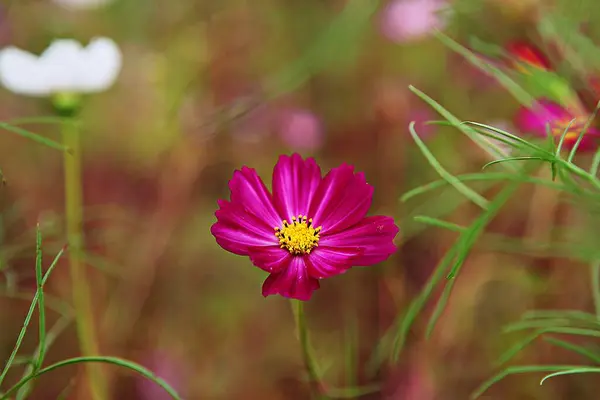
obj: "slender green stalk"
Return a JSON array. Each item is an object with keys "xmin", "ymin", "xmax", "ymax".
[
  {"xmin": 0, "ymin": 356, "xmax": 182, "ymax": 400},
  {"xmin": 16, "ymin": 244, "xmax": 68, "ymax": 400},
  {"xmin": 591, "ymin": 260, "xmax": 600, "ymax": 320},
  {"xmin": 35, "ymin": 226, "xmax": 46, "ymax": 367},
  {"xmin": 62, "ymin": 120, "xmax": 107, "ymax": 400},
  {"xmin": 16, "ymin": 316, "xmax": 72, "ymax": 400},
  {"xmin": 0, "ymin": 288, "xmax": 39, "ymax": 388},
  {"xmin": 0, "ymin": 242, "xmax": 67, "ymax": 393},
  {"xmin": 291, "ymin": 300, "xmax": 327, "ymax": 400}
]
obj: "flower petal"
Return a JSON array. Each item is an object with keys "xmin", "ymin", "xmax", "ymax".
[
  {"xmin": 80, "ymin": 37, "xmax": 122, "ymax": 92},
  {"xmin": 211, "ymin": 199, "xmax": 278, "ymax": 255},
  {"xmin": 565, "ymin": 128, "xmax": 600, "ymax": 152},
  {"xmin": 39, "ymin": 39, "xmax": 86, "ymax": 93},
  {"xmin": 308, "ymin": 165, "xmax": 373, "ymax": 234},
  {"xmin": 319, "ymin": 216, "xmax": 399, "ymax": 266},
  {"xmin": 380, "ymin": 0, "xmax": 446, "ymax": 43},
  {"xmin": 229, "ymin": 166, "xmax": 282, "ymax": 228},
  {"xmin": 305, "ymin": 247, "xmax": 362, "ymax": 279},
  {"xmin": 506, "ymin": 41, "xmax": 551, "ymax": 70},
  {"xmin": 261, "ymin": 257, "xmax": 320, "ymax": 301},
  {"xmin": 53, "ymin": 0, "xmax": 113, "ymax": 10},
  {"xmin": 0, "ymin": 38, "xmax": 122, "ymax": 96},
  {"xmin": 248, "ymin": 245, "xmax": 290, "ymax": 273},
  {"xmin": 272, "ymin": 153, "xmax": 322, "ymax": 221},
  {"xmin": 0, "ymin": 47, "xmax": 50, "ymax": 96},
  {"xmin": 515, "ymin": 98, "xmax": 572, "ymax": 137}
]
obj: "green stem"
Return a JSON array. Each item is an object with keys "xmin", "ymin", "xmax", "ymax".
[
  {"xmin": 62, "ymin": 120, "xmax": 107, "ymax": 400},
  {"xmin": 291, "ymin": 300, "xmax": 327, "ymax": 400},
  {"xmin": 0, "ymin": 356, "xmax": 182, "ymax": 400},
  {"xmin": 0, "ymin": 290, "xmax": 39, "ymax": 389},
  {"xmin": 591, "ymin": 260, "xmax": 600, "ymax": 320},
  {"xmin": 35, "ymin": 225, "xmax": 46, "ymax": 367}
]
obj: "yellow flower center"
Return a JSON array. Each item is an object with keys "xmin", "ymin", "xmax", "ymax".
[
  {"xmin": 551, "ymin": 119, "xmax": 581, "ymax": 141},
  {"xmin": 275, "ymin": 215, "xmax": 322, "ymax": 255}
]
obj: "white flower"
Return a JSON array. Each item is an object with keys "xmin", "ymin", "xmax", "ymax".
[
  {"xmin": 0, "ymin": 37, "xmax": 122, "ymax": 97},
  {"xmin": 52, "ymin": 0, "xmax": 114, "ymax": 10}
]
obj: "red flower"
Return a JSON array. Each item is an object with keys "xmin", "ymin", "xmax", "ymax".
[
  {"xmin": 211, "ymin": 154, "xmax": 399, "ymax": 301},
  {"xmin": 505, "ymin": 41, "xmax": 551, "ymax": 72},
  {"xmin": 515, "ymin": 98, "xmax": 600, "ymax": 151}
]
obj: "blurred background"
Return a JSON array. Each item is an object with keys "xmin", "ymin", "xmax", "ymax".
[{"xmin": 2, "ymin": 0, "xmax": 600, "ymax": 399}]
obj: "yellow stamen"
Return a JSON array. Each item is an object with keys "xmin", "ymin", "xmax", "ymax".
[
  {"xmin": 274, "ymin": 215, "xmax": 322, "ymax": 255},
  {"xmin": 551, "ymin": 119, "xmax": 581, "ymax": 142}
]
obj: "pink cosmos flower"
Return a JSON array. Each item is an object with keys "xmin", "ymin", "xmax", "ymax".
[
  {"xmin": 515, "ymin": 98, "xmax": 600, "ymax": 152},
  {"xmin": 379, "ymin": 0, "xmax": 448, "ymax": 43},
  {"xmin": 211, "ymin": 154, "xmax": 399, "ymax": 301}
]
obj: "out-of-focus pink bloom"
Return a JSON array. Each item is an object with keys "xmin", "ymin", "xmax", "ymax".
[
  {"xmin": 138, "ymin": 351, "xmax": 184, "ymax": 400},
  {"xmin": 379, "ymin": 0, "xmax": 448, "ymax": 43},
  {"xmin": 401, "ymin": 364, "xmax": 436, "ymax": 400},
  {"xmin": 52, "ymin": 0, "xmax": 114, "ymax": 10},
  {"xmin": 277, "ymin": 108, "xmax": 323, "ymax": 151},
  {"xmin": 211, "ymin": 154, "xmax": 399, "ymax": 301},
  {"xmin": 515, "ymin": 98, "xmax": 600, "ymax": 151},
  {"xmin": 408, "ymin": 107, "xmax": 437, "ymax": 140},
  {"xmin": 384, "ymin": 358, "xmax": 436, "ymax": 399}
]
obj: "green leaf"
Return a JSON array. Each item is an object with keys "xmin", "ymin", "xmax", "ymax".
[
  {"xmin": 0, "ymin": 121, "xmax": 69, "ymax": 153},
  {"xmin": 413, "ymin": 215, "xmax": 466, "ymax": 232},
  {"xmin": 0, "ymin": 356, "xmax": 182, "ymax": 400},
  {"xmin": 544, "ymin": 337, "xmax": 600, "ymax": 364},
  {"xmin": 409, "ymin": 86, "xmax": 517, "ymax": 164},
  {"xmin": 497, "ymin": 327, "xmax": 600, "ymax": 367},
  {"xmin": 517, "ymin": 68, "xmax": 574, "ymax": 103},
  {"xmin": 471, "ymin": 365, "xmax": 584, "ymax": 399},
  {"xmin": 540, "ymin": 367, "xmax": 600, "ymax": 385},
  {"xmin": 433, "ymin": 31, "xmax": 535, "ymax": 107},
  {"xmin": 401, "ymin": 172, "xmax": 566, "ymax": 202},
  {"xmin": 408, "ymin": 121, "xmax": 489, "ymax": 210}
]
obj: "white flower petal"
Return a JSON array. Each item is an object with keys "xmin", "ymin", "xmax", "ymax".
[
  {"xmin": 52, "ymin": 0, "xmax": 114, "ymax": 10},
  {"xmin": 39, "ymin": 39, "xmax": 86, "ymax": 93},
  {"xmin": 79, "ymin": 37, "xmax": 122, "ymax": 92},
  {"xmin": 0, "ymin": 47, "xmax": 51, "ymax": 96},
  {"xmin": 0, "ymin": 37, "xmax": 122, "ymax": 97}
]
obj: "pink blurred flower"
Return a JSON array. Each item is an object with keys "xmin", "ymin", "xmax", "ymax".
[
  {"xmin": 409, "ymin": 107, "xmax": 437, "ymax": 140},
  {"xmin": 379, "ymin": 0, "xmax": 448, "ymax": 43},
  {"xmin": 401, "ymin": 365, "xmax": 435, "ymax": 400},
  {"xmin": 211, "ymin": 153, "xmax": 399, "ymax": 301},
  {"xmin": 384, "ymin": 358, "xmax": 436, "ymax": 399},
  {"xmin": 138, "ymin": 351, "xmax": 183, "ymax": 400},
  {"xmin": 52, "ymin": 0, "xmax": 114, "ymax": 10},
  {"xmin": 515, "ymin": 98, "xmax": 600, "ymax": 152},
  {"xmin": 277, "ymin": 108, "xmax": 323, "ymax": 151}
]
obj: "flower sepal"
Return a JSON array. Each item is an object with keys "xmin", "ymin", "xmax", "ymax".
[{"xmin": 52, "ymin": 92, "xmax": 82, "ymax": 117}]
